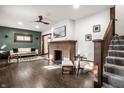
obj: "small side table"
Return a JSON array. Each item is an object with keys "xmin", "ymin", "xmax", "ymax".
[
  {"xmin": 8, "ymin": 53, "xmax": 19, "ymax": 63},
  {"xmin": 62, "ymin": 60, "xmax": 74, "ymax": 75}
]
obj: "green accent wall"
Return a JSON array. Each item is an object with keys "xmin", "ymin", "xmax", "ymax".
[{"xmin": 0, "ymin": 26, "xmax": 41, "ymax": 51}]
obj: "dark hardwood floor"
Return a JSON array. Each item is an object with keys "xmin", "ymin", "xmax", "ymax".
[{"xmin": 0, "ymin": 59, "xmax": 93, "ymax": 88}]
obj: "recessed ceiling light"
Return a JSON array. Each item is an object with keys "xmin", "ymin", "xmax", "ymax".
[
  {"xmin": 73, "ymin": 5, "xmax": 80, "ymax": 9},
  {"xmin": 35, "ymin": 25, "xmax": 39, "ymax": 29},
  {"xmin": 17, "ymin": 21, "xmax": 23, "ymax": 25}
]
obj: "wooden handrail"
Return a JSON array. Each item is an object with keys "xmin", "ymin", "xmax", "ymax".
[
  {"xmin": 103, "ymin": 19, "xmax": 114, "ymax": 62},
  {"xmin": 103, "ymin": 20, "xmax": 113, "ymax": 39},
  {"xmin": 93, "ymin": 19, "xmax": 114, "ymax": 88}
]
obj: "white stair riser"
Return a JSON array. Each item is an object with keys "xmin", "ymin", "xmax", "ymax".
[
  {"xmin": 104, "ymin": 65, "xmax": 124, "ymax": 76},
  {"xmin": 111, "ymin": 40, "xmax": 124, "ymax": 45},
  {"xmin": 106, "ymin": 58, "xmax": 124, "ymax": 66},
  {"xmin": 109, "ymin": 46, "xmax": 124, "ymax": 50},
  {"xmin": 108, "ymin": 51, "xmax": 124, "ymax": 57},
  {"xmin": 113, "ymin": 36, "xmax": 124, "ymax": 40},
  {"xmin": 103, "ymin": 74, "xmax": 124, "ymax": 88}
]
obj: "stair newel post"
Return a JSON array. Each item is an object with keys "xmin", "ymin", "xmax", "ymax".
[{"xmin": 93, "ymin": 39, "xmax": 104, "ymax": 88}]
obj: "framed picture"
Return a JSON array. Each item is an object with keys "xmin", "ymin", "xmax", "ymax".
[
  {"xmin": 53, "ymin": 26, "xmax": 66, "ymax": 38},
  {"xmin": 85, "ymin": 34, "xmax": 92, "ymax": 41},
  {"xmin": 93, "ymin": 25, "xmax": 101, "ymax": 32}
]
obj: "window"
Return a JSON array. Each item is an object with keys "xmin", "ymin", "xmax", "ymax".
[{"xmin": 14, "ymin": 33, "xmax": 33, "ymax": 43}]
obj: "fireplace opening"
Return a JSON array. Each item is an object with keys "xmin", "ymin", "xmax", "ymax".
[{"xmin": 54, "ymin": 50, "xmax": 62, "ymax": 64}]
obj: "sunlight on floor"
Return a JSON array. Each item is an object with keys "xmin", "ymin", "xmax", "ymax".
[
  {"xmin": 17, "ymin": 67, "xmax": 32, "ymax": 79},
  {"xmin": 43, "ymin": 65, "xmax": 61, "ymax": 70}
]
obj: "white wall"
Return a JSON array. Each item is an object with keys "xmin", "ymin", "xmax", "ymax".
[
  {"xmin": 115, "ymin": 5, "xmax": 124, "ymax": 35},
  {"xmin": 42, "ymin": 30, "xmax": 51, "ymax": 35},
  {"xmin": 51, "ymin": 19, "xmax": 75, "ymax": 41},
  {"xmin": 42, "ymin": 9, "xmax": 110, "ymax": 61},
  {"xmin": 75, "ymin": 9, "xmax": 110, "ymax": 61}
]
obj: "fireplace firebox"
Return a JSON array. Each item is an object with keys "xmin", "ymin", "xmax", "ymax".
[{"xmin": 54, "ymin": 50, "xmax": 62, "ymax": 64}]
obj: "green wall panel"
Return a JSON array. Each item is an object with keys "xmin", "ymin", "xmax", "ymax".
[{"xmin": 0, "ymin": 26, "xmax": 41, "ymax": 51}]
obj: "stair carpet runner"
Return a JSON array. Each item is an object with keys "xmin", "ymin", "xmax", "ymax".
[{"xmin": 103, "ymin": 35, "xmax": 124, "ymax": 88}]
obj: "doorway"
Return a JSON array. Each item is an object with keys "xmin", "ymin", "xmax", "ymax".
[{"xmin": 42, "ymin": 34, "xmax": 51, "ymax": 55}]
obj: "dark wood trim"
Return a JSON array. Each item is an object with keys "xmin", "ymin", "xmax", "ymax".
[
  {"xmin": 14, "ymin": 33, "xmax": 33, "ymax": 43},
  {"xmin": 93, "ymin": 40, "xmax": 104, "ymax": 88},
  {"xmin": 93, "ymin": 6, "xmax": 115, "ymax": 88},
  {"xmin": 49, "ymin": 40, "xmax": 77, "ymax": 43},
  {"xmin": 110, "ymin": 6, "xmax": 115, "ymax": 36},
  {"xmin": 42, "ymin": 33, "xmax": 52, "ymax": 37},
  {"xmin": 92, "ymin": 39, "xmax": 103, "ymax": 42},
  {"xmin": 42, "ymin": 33, "xmax": 51, "ymax": 55}
]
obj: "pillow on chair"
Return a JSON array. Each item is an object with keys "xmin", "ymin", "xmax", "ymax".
[
  {"xmin": 84, "ymin": 62, "xmax": 94, "ymax": 71},
  {"xmin": 31, "ymin": 48, "xmax": 36, "ymax": 52}
]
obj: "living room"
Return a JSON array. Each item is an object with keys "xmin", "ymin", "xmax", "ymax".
[{"xmin": 0, "ymin": 4, "xmax": 124, "ymax": 89}]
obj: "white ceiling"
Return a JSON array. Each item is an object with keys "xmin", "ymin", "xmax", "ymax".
[{"xmin": 0, "ymin": 5, "xmax": 113, "ymax": 32}]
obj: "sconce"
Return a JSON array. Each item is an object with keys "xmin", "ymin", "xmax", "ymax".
[
  {"xmin": 36, "ymin": 37, "xmax": 39, "ymax": 40},
  {"xmin": 5, "ymin": 34, "xmax": 8, "ymax": 38}
]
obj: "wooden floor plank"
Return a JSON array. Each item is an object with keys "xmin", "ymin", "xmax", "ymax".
[{"xmin": 0, "ymin": 59, "xmax": 93, "ymax": 88}]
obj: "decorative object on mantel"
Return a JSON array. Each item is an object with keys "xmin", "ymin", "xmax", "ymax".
[
  {"xmin": 53, "ymin": 25, "xmax": 66, "ymax": 38},
  {"xmin": 47, "ymin": 37, "xmax": 51, "ymax": 42},
  {"xmin": 85, "ymin": 34, "xmax": 92, "ymax": 41},
  {"xmin": 93, "ymin": 24, "xmax": 101, "ymax": 32},
  {"xmin": 77, "ymin": 49, "xmax": 80, "ymax": 57}
]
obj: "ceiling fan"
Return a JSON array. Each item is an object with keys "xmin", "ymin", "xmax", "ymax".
[{"xmin": 34, "ymin": 15, "xmax": 50, "ymax": 25}]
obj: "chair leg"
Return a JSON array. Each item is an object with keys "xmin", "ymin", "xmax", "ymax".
[
  {"xmin": 8, "ymin": 56, "xmax": 10, "ymax": 64},
  {"xmin": 72, "ymin": 67, "xmax": 75, "ymax": 74},
  {"xmin": 61, "ymin": 67, "xmax": 64, "ymax": 75},
  {"xmin": 76, "ymin": 68, "xmax": 79, "ymax": 76},
  {"xmin": 70, "ymin": 67, "xmax": 73, "ymax": 74}
]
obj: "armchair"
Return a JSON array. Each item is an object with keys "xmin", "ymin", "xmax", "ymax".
[{"xmin": 74, "ymin": 55, "xmax": 94, "ymax": 76}]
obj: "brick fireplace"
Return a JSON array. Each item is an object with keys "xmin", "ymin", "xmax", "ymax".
[{"xmin": 49, "ymin": 40, "xmax": 77, "ymax": 64}]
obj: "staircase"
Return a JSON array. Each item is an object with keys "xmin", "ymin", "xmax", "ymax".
[{"xmin": 103, "ymin": 35, "xmax": 124, "ymax": 88}]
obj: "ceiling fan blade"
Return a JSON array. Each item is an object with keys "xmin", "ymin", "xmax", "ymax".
[
  {"xmin": 33, "ymin": 15, "xmax": 50, "ymax": 25},
  {"xmin": 33, "ymin": 20, "xmax": 40, "ymax": 22},
  {"xmin": 43, "ymin": 16, "xmax": 53, "ymax": 22},
  {"xmin": 41, "ymin": 21, "xmax": 50, "ymax": 25}
]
